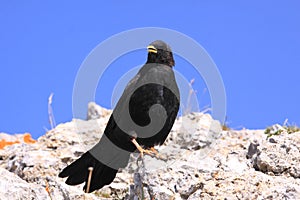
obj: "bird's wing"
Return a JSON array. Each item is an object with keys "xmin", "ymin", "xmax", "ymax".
[
  {"xmin": 117, "ymin": 64, "xmax": 176, "ymax": 114},
  {"xmin": 127, "ymin": 64, "xmax": 180, "ymax": 144},
  {"xmin": 104, "ymin": 64, "xmax": 179, "ymax": 139}
]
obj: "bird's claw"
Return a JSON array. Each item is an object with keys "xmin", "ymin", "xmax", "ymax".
[
  {"xmin": 131, "ymin": 139, "xmax": 161, "ymax": 159},
  {"xmin": 139, "ymin": 148, "xmax": 156, "ymax": 158}
]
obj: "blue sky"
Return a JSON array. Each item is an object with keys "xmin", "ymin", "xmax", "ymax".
[{"xmin": 1, "ymin": 1, "xmax": 299, "ymax": 139}]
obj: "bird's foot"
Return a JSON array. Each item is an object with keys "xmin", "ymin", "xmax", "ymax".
[
  {"xmin": 131, "ymin": 139, "xmax": 165, "ymax": 160},
  {"xmin": 148, "ymin": 147, "xmax": 163, "ymax": 159},
  {"xmin": 131, "ymin": 139, "xmax": 156, "ymax": 157},
  {"xmin": 148, "ymin": 147, "xmax": 167, "ymax": 161}
]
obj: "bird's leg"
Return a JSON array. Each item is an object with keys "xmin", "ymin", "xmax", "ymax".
[{"xmin": 131, "ymin": 138, "xmax": 156, "ymax": 157}]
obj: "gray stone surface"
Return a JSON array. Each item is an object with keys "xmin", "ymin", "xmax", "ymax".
[
  {"xmin": 0, "ymin": 167, "xmax": 50, "ymax": 200},
  {"xmin": 250, "ymin": 126, "xmax": 300, "ymax": 178},
  {"xmin": 0, "ymin": 104, "xmax": 299, "ymax": 199},
  {"xmin": 87, "ymin": 102, "xmax": 111, "ymax": 120}
]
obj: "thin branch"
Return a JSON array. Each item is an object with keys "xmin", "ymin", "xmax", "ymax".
[
  {"xmin": 86, "ymin": 167, "xmax": 94, "ymax": 193},
  {"xmin": 48, "ymin": 93, "xmax": 56, "ymax": 129},
  {"xmin": 184, "ymin": 79, "xmax": 196, "ymax": 115}
]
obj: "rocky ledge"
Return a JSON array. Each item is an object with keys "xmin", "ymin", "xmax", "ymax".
[{"xmin": 0, "ymin": 103, "xmax": 299, "ymax": 199}]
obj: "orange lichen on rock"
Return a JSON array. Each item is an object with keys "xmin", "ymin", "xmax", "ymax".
[
  {"xmin": 23, "ymin": 133, "xmax": 36, "ymax": 144},
  {"xmin": 0, "ymin": 133, "xmax": 36, "ymax": 149},
  {"xmin": 0, "ymin": 139, "xmax": 20, "ymax": 149}
]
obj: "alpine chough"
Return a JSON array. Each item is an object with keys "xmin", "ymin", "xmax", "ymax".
[{"xmin": 59, "ymin": 40, "xmax": 180, "ymax": 193}]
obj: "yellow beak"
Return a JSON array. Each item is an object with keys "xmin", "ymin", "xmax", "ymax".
[{"xmin": 147, "ymin": 45, "xmax": 157, "ymax": 54}]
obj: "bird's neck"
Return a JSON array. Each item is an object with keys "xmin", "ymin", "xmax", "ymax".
[{"xmin": 146, "ymin": 54, "xmax": 174, "ymax": 67}]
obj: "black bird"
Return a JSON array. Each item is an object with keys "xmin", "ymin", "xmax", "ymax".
[{"xmin": 59, "ymin": 40, "xmax": 180, "ymax": 193}]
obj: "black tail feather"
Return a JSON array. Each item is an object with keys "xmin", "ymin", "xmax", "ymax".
[{"xmin": 59, "ymin": 151, "xmax": 118, "ymax": 192}]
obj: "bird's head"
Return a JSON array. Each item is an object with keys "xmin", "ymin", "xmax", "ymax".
[{"xmin": 146, "ymin": 40, "xmax": 175, "ymax": 67}]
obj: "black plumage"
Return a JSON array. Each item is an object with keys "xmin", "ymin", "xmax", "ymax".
[{"xmin": 59, "ymin": 40, "xmax": 180, "ymax": 193}]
